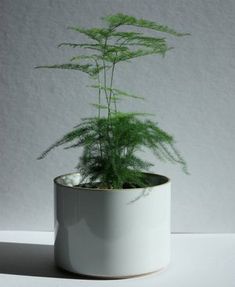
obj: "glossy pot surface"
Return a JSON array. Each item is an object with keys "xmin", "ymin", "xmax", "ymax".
[{"xmin": 54, "ymin": 172, "xmax": 171, "ymax": 278}]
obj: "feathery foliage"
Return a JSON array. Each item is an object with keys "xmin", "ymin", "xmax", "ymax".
[{"xmin": 36, "ymin": 13, "xmax": 189, "ymax": 189}]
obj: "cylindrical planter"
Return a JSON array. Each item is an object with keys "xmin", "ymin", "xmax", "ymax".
[{"xmin": 54, "ymin": 172, "xmax": 171, "ymax": 278}]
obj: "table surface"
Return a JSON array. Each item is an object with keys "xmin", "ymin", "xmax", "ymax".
[{"xmin": 0, "ymin": 231, "xmax": 234, "ymax": 287}]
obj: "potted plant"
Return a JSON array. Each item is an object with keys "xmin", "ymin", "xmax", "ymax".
[{"xmin": 36, "ymin": 13, "xmax": 189, "ymax": 278}]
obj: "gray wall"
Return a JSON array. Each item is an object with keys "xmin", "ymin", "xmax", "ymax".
[{"xmin": 0, "ymin": 0, "xmax": 235, "ymax": 232}]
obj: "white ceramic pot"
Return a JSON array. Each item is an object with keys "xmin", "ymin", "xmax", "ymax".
[{"xmin": 54, "ymin": 172, "xmax": 171, "ymax": 278}]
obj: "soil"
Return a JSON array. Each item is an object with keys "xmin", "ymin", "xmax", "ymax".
[{"xmin": 75, "ymin": 182, "xmax": 142, "ymax": 189}]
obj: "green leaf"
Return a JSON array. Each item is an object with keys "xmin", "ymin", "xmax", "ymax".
[
  {"xmin": 111, "ymin": 111, "xmax": 155, "ymax": 117},
  {"xmin": 58, "ymin": 42, "xmax": 129, "ymax": 54},
  {"xmin": 35, "ymin": 63, "xmax": 106, "ymax": 76},
  {"xmin": 110, "ymin": 31, "xmax": 168, "ymax": 49},
  {"xmin": 68, "ymin": 27, "xmax": 112, "ymax": 42},
  {"xmin": 110, "ymin": 31, "xmax": 143, "ymax": 41},
  {"xmin": 109, "ymin": 47, "xmax": 171, "ymax": 63},
  {"xmin": 70, "ymin": 54, "xmax": 101, "ymax": 61},
  {"xmin": 103, "ymin": 13, "xmax": 190, "ymax": 36},
  {"xmin": 89, "ymin": 103, "xmax": 109, "ymax": 109}
]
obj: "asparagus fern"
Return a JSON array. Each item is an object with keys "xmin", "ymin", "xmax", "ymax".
[{"xmin": 36, "ymin": 13, "xmax": 189, "ymax": 189}]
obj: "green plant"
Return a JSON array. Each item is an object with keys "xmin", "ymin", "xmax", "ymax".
[{"xmin": 36, "ymin": 13, "xmax": 189, "ymax": 189}]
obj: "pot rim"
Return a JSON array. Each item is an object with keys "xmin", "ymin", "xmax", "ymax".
[{"xmin": 54, "ymin": 172, "xmax": 170, "ymax": 192}]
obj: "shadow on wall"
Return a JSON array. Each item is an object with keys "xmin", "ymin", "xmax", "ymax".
[{"xmin": 0, "ymin": 242, "xmax": 110, "ymax": 280}]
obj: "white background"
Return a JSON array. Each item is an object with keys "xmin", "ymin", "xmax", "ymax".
[{"xmin": 0, "ymin": 0, "xmax": 235, "ymax": 232}]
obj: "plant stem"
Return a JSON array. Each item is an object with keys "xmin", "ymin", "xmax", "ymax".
[
  {"xmin": 109, "ymin": 60, "xmax": 117, "ymax": 112},
  {"xmin": 102, "ymin": 38, "xmax": 110, "ymax": 117},
  {"xmin": 95, "ymin": 60, "xmax": 103, "ymax": 158},
  {"xmin": 95, "ymin": 60, "xmax": 101, "ymax": 118},
  {"xmin": 102, "ymin": 36, "xmax": 113, "ymax": 167}
]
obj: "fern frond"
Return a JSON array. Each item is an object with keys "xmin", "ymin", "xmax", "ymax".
[
  {"xmin": 37, "ymin": 126, "xmax": 91, "ymax": 159},
  {"xmin": 89, "ymin": 103, "xmax": 109, "ymax": 109},
  {"xmin": 35, "ymin": 63, "xmax": 107, "ymax": 76},
  {"xmin": 105, "ymin": 47, "xmax": 171, "ymax": 63},
  {"xmin": 70, "ymin": 54, "xmax": 101, "ymax": 62},
  {"xmin": 68, "ymin": 27, "xmax": 111, "ymax": 42},
  {"xmin": 103, "ymin": 13, "xmax": 190, "ymax": 36}
]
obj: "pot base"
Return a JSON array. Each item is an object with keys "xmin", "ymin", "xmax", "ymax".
[{"xmin": 56, "ymin": 263, "xmax": 168, "ymax": 280}]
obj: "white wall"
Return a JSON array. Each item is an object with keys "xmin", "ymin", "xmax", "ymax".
[{"xmin": 0, "ymin": 0, "xmax": 235, "ymax": 232}]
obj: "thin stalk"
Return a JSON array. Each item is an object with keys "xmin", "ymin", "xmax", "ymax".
[
  {"xmin": 95, "ymin": 60, "xmax": 103, "ymax": 159},
  {"xmin": 102, "ymin": 35, "xmax": 113, "ymax": 171},
  {"xmin": 95, "ymin": 60, "xmax": 101, "ymax": 119},
  {"xmin": 108, "ymin": 39, "xmax": 128, "ymax": 112},
  {"xmin": 109, "ymin": 59, "xmax": 117, "ymax": 112},
  {"xmin": 102, "ymin": 38, "xmax": 110, "ymax": 117}
]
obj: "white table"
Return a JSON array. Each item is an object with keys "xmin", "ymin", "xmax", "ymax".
[{"xmin": 0, "ymin": 232, "xmax": 234, "ymax": 287}]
